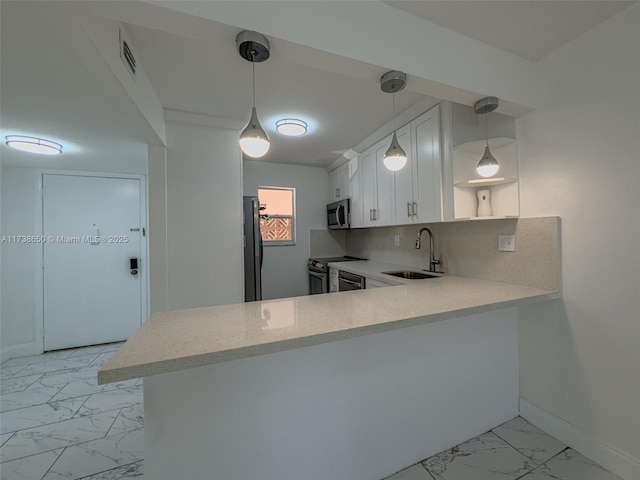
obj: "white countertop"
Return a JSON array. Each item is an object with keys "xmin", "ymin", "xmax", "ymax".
[{"xmin": 98, "ymin": 262, "xmax": 558, "ymax": 384}]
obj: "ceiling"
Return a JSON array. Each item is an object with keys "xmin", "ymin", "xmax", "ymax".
[
  {"xmin": 0, "ymin": 1, "xmax": 633, "ymax": 170},
  {"xmin": 384, "ymin": 1, "xmax": 632, "ymax": 62}
]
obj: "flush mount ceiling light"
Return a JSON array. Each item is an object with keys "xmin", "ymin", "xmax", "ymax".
[
  {"xmin": 275, "ymin": 118, "xmax": 307, "ymax": 137},
  {"xmin": 380, "ymin": 70, "xmax": 408, "ymax": 172},
  {"xmin": 236, "ymin": 30, "xmax": 271, "ymax": 159},
  {"xmin": 474, "ymin": 96, "xmax": 500, "ymax": 178},
  {"xmin": 5, "ymin": 135, "xmax": 62, "ymax": 155}
]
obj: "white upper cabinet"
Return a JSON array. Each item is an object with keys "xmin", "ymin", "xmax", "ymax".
[
  {"xmin": 399, "ymin": 105, "xmax": 442, "ymax": 225},
  {"xmin": 348, "ymin": 156, "xmax": 364, "ymax": 228},
  {"xmin": 346, "ymin": 104, "xmax": 444, "ymax": 228},
  {"xmin": 373, "ymin": 139, "xmax": 395, "ymax": 226},
  {"xmin": 392, "ymin": 123, "xmax": 415, "ymax": 223},
  {"xmin": 328, "ymin": 162, "xmax": 349, "ymax": 202}
]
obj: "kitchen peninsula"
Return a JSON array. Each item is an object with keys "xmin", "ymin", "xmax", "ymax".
[{"xmin": 100, "ymin": 269, "xmax": 558, "ymax": 480}]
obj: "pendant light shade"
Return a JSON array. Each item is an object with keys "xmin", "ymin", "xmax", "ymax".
[
  {"xmin": 240, "ymin": 107, "xmax": 270, "ymax": 158},
  {"xmin": 474, "ymin": 96, "xmax": 500, "ymax": 178},
  {"xmin": 477, "ymin": 144, "xmax": 500, "ymax": 177},
  {"xmin": 380, "ymin": 70, "xmax": 408, "ymax": 172},
  {"xmin": 383, "ymin": 132, "xmax": 407, "ymax": 171},
  {"xmin": 236, "ymin": 31, "xmax": 271, "ymax": 159}
]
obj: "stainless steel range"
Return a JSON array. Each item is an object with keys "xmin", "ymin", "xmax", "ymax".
[{"xmin": 307, "ymin": 256, "xmax": 364, "ymax": 295}]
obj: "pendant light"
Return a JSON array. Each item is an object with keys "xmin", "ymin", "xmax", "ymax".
[
  {"xmin": 474, "ymin": 96, "xmax": 500, "ymax": 178},
  {"xmin": 380, "ymin": 71, "xmax": 407, "ymax": 172},
  {"xmin": 237, "ymin": 31, "xmax": 270, "ymax": 158}
]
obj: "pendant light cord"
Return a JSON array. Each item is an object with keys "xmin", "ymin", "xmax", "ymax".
[
  {"xmin": 485, "ymin": 112, "xmax": 489, "ymax": 146},
  {"xmin": 392, "ymin": 92, "xmax": 397, "ymax": 131},
  {"xmin": 252, "ymin": 56, "xmax": 256, "ymax": 108}
]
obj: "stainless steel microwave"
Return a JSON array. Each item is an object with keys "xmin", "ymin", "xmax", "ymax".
[{"xmin": 327, "ymin": 199, "xmax": 350, "ymax": 230}]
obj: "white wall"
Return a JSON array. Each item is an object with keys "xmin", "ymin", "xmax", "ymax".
[
  {"xmin": 243, "ymin": 161, "xmax": 328, "ymax": 299},
  {"xmin": 516, "ymin": 4, "xmax": 640, "ymax": 479},
  {"xmin": 164, "ymin": 122, "xmax": 243, "ymax": 310},
  {"xmin": 1, "ymin": 168, "xmax": 41, "ymax": 355},
  {"xmin": 0, "ymin": 159, "xmax": 148, "ymax": 361}
]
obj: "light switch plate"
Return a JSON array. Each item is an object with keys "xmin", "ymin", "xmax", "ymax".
[{"xmin": 498, "ymin": 234, "xmax": 516, "ymax": 252}]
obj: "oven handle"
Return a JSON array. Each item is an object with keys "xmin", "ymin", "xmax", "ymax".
[
  {"xmin": 309, "ymin": 271, "xmax": 325, "ymax": 279},
  {"xmin": 340, "ymin": 278, "xmax": 362, "ymax": 288}
]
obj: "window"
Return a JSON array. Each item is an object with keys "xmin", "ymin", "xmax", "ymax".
[{"xmin": 258, "ymin": 187, "xmax": 296, "ymax": 246}]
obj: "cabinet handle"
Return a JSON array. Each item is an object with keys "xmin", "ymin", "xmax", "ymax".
[
  {"xmin": 369, "ymin": 209, "xmax": 373, "ymax": 221},
  {"xmin": 407, "ymin": 202, "xmax": 412, "ymax": 217},
  {"xmin": 373, "ymin": 209, "xmax": 377, "ymax": 220},
  {"xmin": 336, "ymin": 188, "xmax": 340, "ymax": 198},
  {"xmin": 412, "ymin": 202, "xmax": 418, "ymax": 216}
]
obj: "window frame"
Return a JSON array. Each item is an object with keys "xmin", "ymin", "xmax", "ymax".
[{"xmin": 258, "ymin": 186, "xmax": 296, "ymax": 247}]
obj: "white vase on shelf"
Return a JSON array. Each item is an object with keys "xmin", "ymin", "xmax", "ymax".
[{"xmin": 477, "ymin": 189, "xmax": 492, "ymax": 217}]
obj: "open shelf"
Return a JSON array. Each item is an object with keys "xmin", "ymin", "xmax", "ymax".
[{"xmin": 454, "ymin": 177, "xmax": 518, "ymax": 188}]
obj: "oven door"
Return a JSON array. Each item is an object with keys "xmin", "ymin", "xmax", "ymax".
[
  {"xmin": 338, "ymin": 270, "xmax": 365, "ymax": 291},
  {"xmin": 309, "ymin": 270, "xmax": 328, "ymax": 295}
]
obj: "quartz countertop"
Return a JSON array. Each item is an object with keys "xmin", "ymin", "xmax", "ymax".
[{"xmin": 98, "ymin": 264, "xmax": 558, "ymax": 384}]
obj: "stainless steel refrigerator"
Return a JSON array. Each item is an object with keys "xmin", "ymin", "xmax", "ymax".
[{"xmin": 243, "ymin": 196, "xmax": 263, "ymax": 301}]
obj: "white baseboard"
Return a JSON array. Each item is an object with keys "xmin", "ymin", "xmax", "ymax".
[
  {"xmin": 0, "ymin": 343, "xmax": 41, "ymax": 364},
  {"xmin": 520, "ymin": 398, "xmax": 640, "ymax": 480}
]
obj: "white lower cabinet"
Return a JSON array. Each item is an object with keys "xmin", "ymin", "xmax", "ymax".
[
  {"xmin": 329, "ymin": 268, "xmax": 339, "ymax": 293},
  {"xmin": 366, "ymin": 278, "xmax": 394, "ymax": 289}
]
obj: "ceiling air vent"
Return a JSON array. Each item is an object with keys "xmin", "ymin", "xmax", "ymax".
[{"xmin": 119, "ymin": 29, "xmax": 137, "ymax": 80}]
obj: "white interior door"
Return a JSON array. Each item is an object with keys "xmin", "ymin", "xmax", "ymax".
[{"xmin": 43, "ymin": 174, "xmax": 144, "ymax": 351}]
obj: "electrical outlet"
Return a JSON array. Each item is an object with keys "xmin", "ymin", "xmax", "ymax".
[
  {"xmin": 394, "ymin": 234, "xmax": 401, "ymax": 247},
  {"xmin": 498, "ymin": 235, "xmax": 516, "ymax": 252}
]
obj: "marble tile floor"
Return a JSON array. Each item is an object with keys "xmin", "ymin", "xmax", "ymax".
[
  {"xmin": 1, "ymin": 345, "xmax": 622, "ymax": 480},
  {"xmin": 1, "ymin": 343, "xmax": 143, "ymax": 480},
  {"xmin": 384, "ymin": 416, "xmax": 622, "ymax": 480}
]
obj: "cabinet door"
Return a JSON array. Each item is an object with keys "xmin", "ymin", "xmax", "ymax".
[
  {"xmin": 374, "ymin": 139, "xmax": 394, "ymax": 226},
  {"xmin": 348, "ymin": 156, "xmax": 364, "ymax": 228},
  {"xmin": 392, "ymin": 123, "xmax": 415, "ymax": 225},
  {"xmin": 412, "ymin": 105, "xmax": 442, "ymax": 223},
  {"xmin": 360, "ymin": 146, "xmax": 377, "ymax": 227},
  {"xmin": 328, "ymin": 163, "xmax": 349, "ymax": 201}
]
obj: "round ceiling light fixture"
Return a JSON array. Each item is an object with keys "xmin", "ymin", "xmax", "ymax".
[
  {"xmin": 275, "ymin": 118, "xmax": 307, "ymax": 137},
  {"xmin": 5, "ymin": 135, "xmax": 63, "ymax": 155}
]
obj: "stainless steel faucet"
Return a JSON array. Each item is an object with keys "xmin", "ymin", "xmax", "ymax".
[{"xmin": 415, "ymin": 227, "xmax": 440, "ymax": 273}]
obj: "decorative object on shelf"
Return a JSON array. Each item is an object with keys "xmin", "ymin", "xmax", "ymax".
[
  {"xmin": 474, "ymin": 96, "xmax": 500, "ymax": 178},
  {"xmin": 380, "ymin": 70, "xmax": 407, "ymax": 172},
  {"xmin": 236, "ymin": 31, "xmax": 271, "ymax": 158},
  {"xmin": 276, "ymin": 118, "xmax": 307, "ymax": 137},
  {"xmin": 476, "ymin": 189, "xmax": 492, "ymax": 217},
  {"xmin": 5, "ymin": 135, "xmax": 62, "ymax": 155}
]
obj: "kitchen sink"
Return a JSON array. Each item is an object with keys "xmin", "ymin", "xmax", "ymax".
[{"xmin": 381, "ymin": 270, "xmax": 442, "ymax": 280}]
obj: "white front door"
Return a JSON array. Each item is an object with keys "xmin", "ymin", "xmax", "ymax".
[{"xmin": 43, "ymin": 174, "xmax": 144, "ymax": 351}]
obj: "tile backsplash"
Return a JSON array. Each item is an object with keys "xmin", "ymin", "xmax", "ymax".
[{"xmin": 345, "ymin": 217, "xmax": 560, "ymax": 291}]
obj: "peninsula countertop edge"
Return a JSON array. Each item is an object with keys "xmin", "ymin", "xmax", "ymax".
[{"xmin": 98, "ymin": 269, "xmax": 559, "ymax": 385}]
